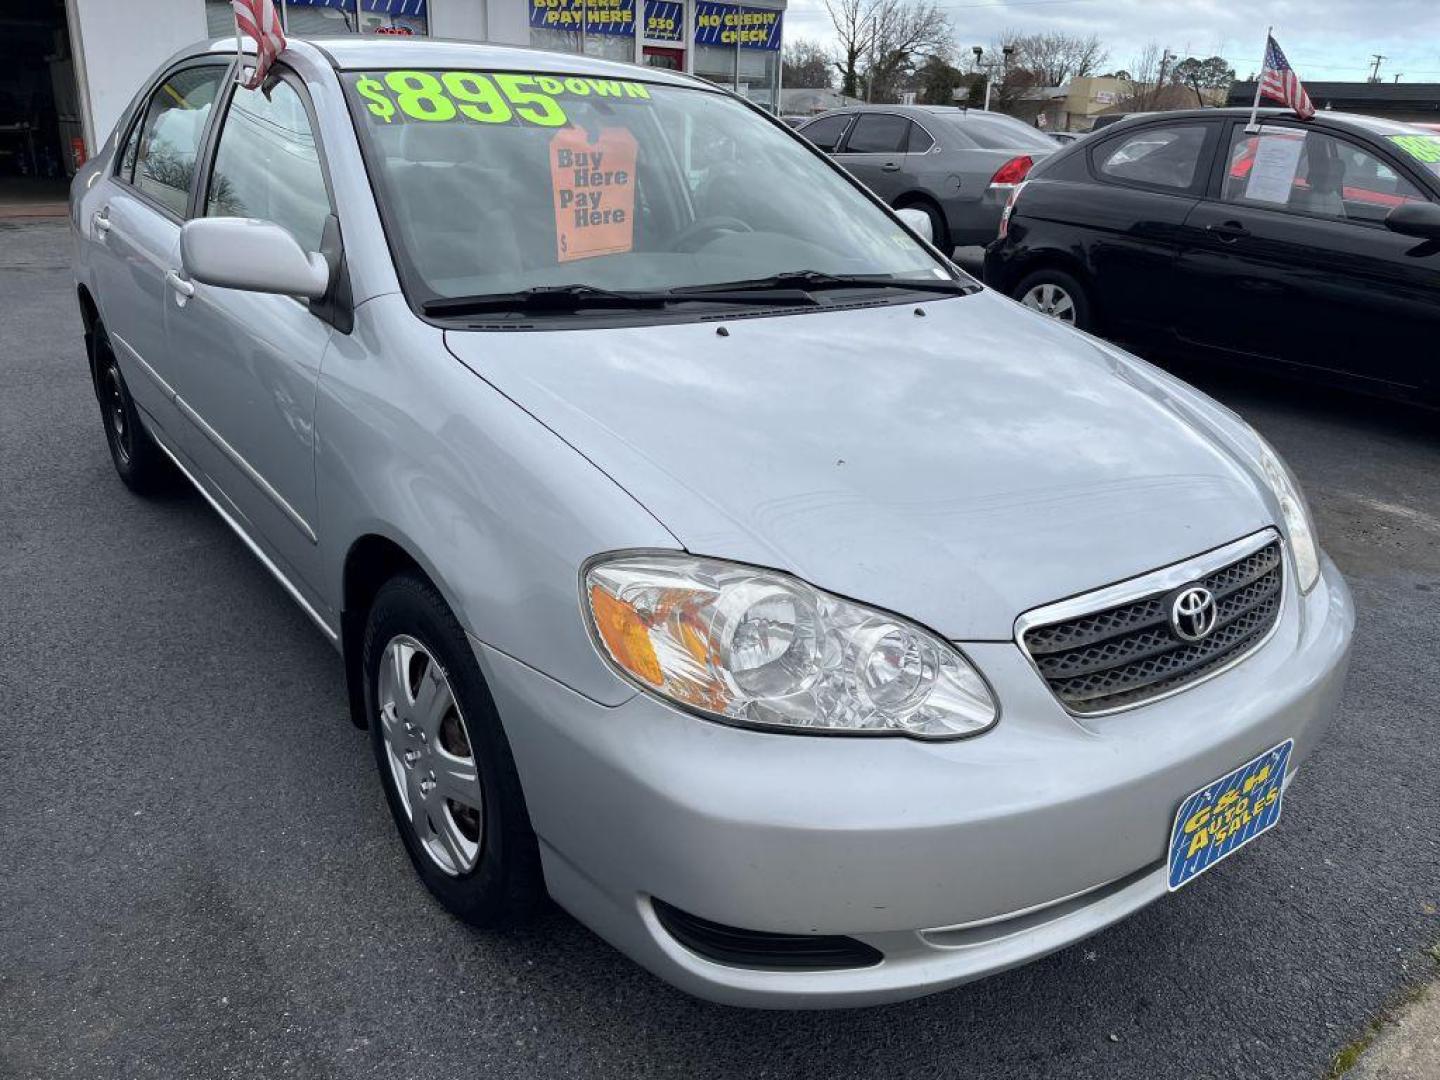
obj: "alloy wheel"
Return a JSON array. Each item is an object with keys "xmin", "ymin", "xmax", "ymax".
[
  {"xmin": 1020, "ymin": 282, "xmax": 1076, "ymax": 323},
  {"xmin": 377, "ymin": 635, "xmax": 484, "ymax": 876}
]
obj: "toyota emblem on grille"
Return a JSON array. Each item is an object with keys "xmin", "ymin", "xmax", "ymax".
[{"xmin": 1170, "ymin": 586, "xmax": 1218, "ymax": 642}]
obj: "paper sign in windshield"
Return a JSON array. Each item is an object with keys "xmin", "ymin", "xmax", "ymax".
[
  {"xmin": 551, "ymin": 127, "xmax": 637, "ymax": 263},
  {"xmin": 1244, "ymin": 133, "xmax": 1305, "ymax": 205}
]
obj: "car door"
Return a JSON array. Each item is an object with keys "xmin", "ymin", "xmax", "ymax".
[
  {"xmin": 1175, "ymin": 121, "xmax": 1440, "ymax": 393},
  {"xmin": 88, "ymin": 62, "xmax": 228, "ymax": 437},
  {"xmin": 162, "ymin": 68, "xmax": 338, "ymax": 601},
  {"xmin": 834, "ymin": 113, "xmax": 915, "ymax": 202},
  {"xmin": 1079, "ymin": 120, "xmax": 1222, "ymax": 338}
]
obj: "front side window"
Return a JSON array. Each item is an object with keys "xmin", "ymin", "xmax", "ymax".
[
  {"xmin": 845, "ymin": 114, "xmax": 909, "ymax": 154},
  {"xmin": 344, "ymin": 71, "xmax": 952, "ymax": 313},
  {"xmin": 797, "ymin": 113, "xmax": 849, "ymax": 152},
  {"xmin": 207, "ymin": 77, "xmax": 331, "ymax": 253},
  {"xmin": 1097, "ymin": 124, "xmax": 1208, "ymax": 190},
  {"xmin": 131, "ymin": 65, "xmax": 226, "ymax": 215},
  {"xmin": 1223, "ymin": 126, "xmax": 1427, "ymax": 224}
]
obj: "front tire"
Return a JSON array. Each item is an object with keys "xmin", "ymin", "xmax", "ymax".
[
  {"xmin": 1012, "ymin": 268, "xmax": 1094, "ymax": 331},
  {"xmin": 363, "ymin": 573, "xmax": 542, "ymax": 927},
  {"xmin": 95, "ymin": 332, "xmax": 174, "ymax": 495}
]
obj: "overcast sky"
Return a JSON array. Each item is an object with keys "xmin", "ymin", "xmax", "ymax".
[{"xmin": 782, "ymin": 0, "xmax": 1440, "ymax": 85}]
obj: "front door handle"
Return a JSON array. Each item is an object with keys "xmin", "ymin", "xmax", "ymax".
[
  {"xmin": 164, "ymin": 269, "xmax": 196, "ymax": 299},
  {"xmin": 93, "ymin": 208, "xmax": 112, "ymax": 238},
  {"xmin": 880, "ymin": 162, "xmax": 901, "ymax": 172},
  {"xmin": 1206, "ymin": 220, "xmax": 1251, "ymax": 242}
]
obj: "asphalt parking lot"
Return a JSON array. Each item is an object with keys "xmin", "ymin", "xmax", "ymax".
[{"xmin": 2, "ymin": 217, "xmax": 1438, "ymax": 1079}]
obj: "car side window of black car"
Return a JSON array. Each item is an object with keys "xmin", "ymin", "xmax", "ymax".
[
  {"xmin": 799, "ymin": 114, "xmax": 851, "ymax": 153},
  {"xmin": 1219, "ymin": 125, "xmax": 1430, "ymax": 226},
  {"xmin": 129, "ymin": 65, "xmax": 227, "ymax": 218},
  {"xmin": 846, "ymin": 114, "xmax": 910, "ymax": 154},
  {"xmin": 1096, "ymin": 124, "xmax": 1209, "ymax": 191},
  {"xmin": 205, "ymin": 75, "xmax": 332, "ymax": 254}
]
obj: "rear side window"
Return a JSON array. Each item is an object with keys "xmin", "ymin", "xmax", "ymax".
[
  {"xmin": 206, "ymin": 77, "xmax": 331, "ymax": 252},
  {"xmin": 131, "ymin": 65, "xmax": 226, "ymax": 216},
  {"xmin": 846, "ymin": 114, "xmax": 909, "ymax": 153},
  {"xmin": 907, "ymin": 123, "xmax": 934, "ymax": 153},
  {"xmin": 1097, "ymin": 124, "xmax": 1208, "ymax": 190},
  {"xmin": 798, "ymin": 114, "xmax": 850, "ymax": 152}
]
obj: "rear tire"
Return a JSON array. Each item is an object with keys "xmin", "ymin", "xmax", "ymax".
[
  {"xmin": 897, "ymin": 197, "xmax": 951, "ymax": 254},
  {"xmin": 363, "ymin": 572, "xmax": 543, "ymax": 928},
  {"xmin": 94, "ymin": 331, "xmax": 174, "ymax": 496},
  {"xmin": 1012, "ymin": 268, "xmax": 1094, "ymax": 331}
]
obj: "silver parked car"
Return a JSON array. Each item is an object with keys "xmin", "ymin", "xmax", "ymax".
[
  {"xmin": 72, "ymin": 37, "xmax": 1353, "ymax": 1009},
  {"xmin": 797, "ymin": 105, "xmax": 1056, "ymax": 248}
]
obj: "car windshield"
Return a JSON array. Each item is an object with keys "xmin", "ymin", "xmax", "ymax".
[
  {"xmin": 950, "ymin": 112, "xmax": 1056, "ymax": 150},
  {"xmin": 343, "ymin": 70, "xmax": 951, "ymax": 311}
]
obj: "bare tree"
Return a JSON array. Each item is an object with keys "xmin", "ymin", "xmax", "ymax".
[
  {"xmin": 1119, "ymin": 42, "xmax": 1164, "ymax": 110},
  {"xmin": 825, "ymin": 0, "xmax": 951, "ymax": 100},
  {"xmin": 783, "ymin": 39, "xmax": 835, "ymax": 89},
  {"xmin": 1008, "ymin": 31, "xmax": 1109, "ymax": 85}
]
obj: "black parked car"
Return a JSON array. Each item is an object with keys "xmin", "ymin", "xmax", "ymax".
[{"xmin": 985, "ymin": 107, "xmax": 1440, "ymax": 402}]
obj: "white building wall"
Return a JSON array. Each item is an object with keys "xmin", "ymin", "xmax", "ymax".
[
  {"xmin": 478, "ymin": 0, "xmax": 531, "ymax": 46},
  {"xmin": 429, "ymin": 0, "xmax": 489, "ymax": 43},
  {"xmin": 67, "ymin": 0, "xmax": 208, "ymax": 153}
]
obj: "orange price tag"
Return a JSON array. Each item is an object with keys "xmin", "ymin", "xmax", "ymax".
[{"xmin": 550, "ymin": 126, "xmax": 638, "ymax": 263}]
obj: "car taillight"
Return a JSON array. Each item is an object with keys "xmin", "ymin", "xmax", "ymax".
[
  {"xmin": 989, "ymin": 155, "xmax": 1034, "ymax": 188},
  {"xmin": 997, "ymin": 180, "xmax": 1029, "ymax": 240}
]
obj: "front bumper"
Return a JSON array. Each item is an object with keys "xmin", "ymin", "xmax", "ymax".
[{"xmin": 477, "ymin": 556, "xmax": 1353, "ymax": 1009}]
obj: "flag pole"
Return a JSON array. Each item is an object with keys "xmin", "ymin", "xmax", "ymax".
[
  {"xmin": 1246, "ymin": 25, "xmax": 1271, "ymax": 133},
  {"xmin": 235, "ymin": 12, "xmax": 244, "ymax": 85}
]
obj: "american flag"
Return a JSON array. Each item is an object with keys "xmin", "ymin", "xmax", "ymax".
[
  {"xmin": 232, "ymin": 0, "xmax": 287, "ymax": 91},
  {"xmin": 1259, "ymin": 35, "xmax": 1315, "ymax": 120}
]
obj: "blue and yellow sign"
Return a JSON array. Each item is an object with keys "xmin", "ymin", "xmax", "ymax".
[
  {"xmin": 693, "ymin": 2, "xmax": 781, "ymax": 50},
  {"xmin": 643, "ymin": 0, "xmax": 683, "ymax": 41},
  {"xmin": 1167, "ymin": 740, "xmax": 1292, "ymax": 891},
  {"xmin": 530, "ymin": 0, "xmax": 636, "ymax": 37}
]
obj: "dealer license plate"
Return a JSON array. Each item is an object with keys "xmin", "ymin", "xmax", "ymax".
[{"xmin": 1167, "ymin": 739, "xmax": 1294, "ymax": 891}]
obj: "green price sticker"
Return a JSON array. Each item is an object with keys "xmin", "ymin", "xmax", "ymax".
[
  {"xmin": 1388, "ymin": 133, "xmax": 1440, "ymax": 165},
  {"xmin": 354, "ymin": 70, "xmax": 652, "ymax": 129}
]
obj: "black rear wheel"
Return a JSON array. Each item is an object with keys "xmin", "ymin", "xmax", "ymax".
[{"xmin": 95, "ymin": 332, "xmax": 175, "ymax": 495}]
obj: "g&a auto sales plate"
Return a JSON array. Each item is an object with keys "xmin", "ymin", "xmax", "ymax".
[{"xmin": 1168, "ymin": 740, "xmax": 1294, "ymax": 891}]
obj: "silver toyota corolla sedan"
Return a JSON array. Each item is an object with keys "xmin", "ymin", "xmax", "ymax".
[{"xmin": 71, "ymin": 36, "xmax": 1353, "ymax": 1009}]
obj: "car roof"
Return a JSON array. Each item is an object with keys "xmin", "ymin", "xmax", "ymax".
[
  {"xmin": 1096, "ymin": 106, "xmax": 1436, "ymax": 138},
  {"xmin": 193, "ymin": 35, "xmax": 703, "ymax": 90}
]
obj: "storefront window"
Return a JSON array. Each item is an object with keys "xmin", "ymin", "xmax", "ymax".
[
  {"xmin": 691, "ymin": 2, "xmax": 781, "ymax": 109},
  {"xmin": 529, "ymin": 0, "xmax": 637, "ymax": 63},
  {"xmin": 205, "ymin": 0, "xmax": 429, "ymax": 39}
]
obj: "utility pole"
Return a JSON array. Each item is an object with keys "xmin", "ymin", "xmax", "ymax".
[{"xmin": 1368, "ymin": 54, "xmax": 1386, "ymax": 83}]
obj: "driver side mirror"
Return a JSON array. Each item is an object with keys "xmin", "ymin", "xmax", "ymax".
[
  {"xmin": 1384, "ymin": 201, "xmax": 1440, "ymax": 242},
  {"xmin": 896, "ymin": 206, "xmax": 934, "ymax": 245},
  {"xmin": 180, "ymin": 217, "xmax": 331, "ymax": 298}
]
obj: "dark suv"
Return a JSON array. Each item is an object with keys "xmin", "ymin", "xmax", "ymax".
[{"xmin": 984, "ymin": 107, "xmax": 1440, "ymax": 402}]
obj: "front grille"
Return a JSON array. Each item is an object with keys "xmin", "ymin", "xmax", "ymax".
[{"xmin": 1021, "ymin": 539, "xmax": 1284, "ymax": 714}]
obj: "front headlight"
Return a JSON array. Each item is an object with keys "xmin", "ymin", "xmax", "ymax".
[
  {"xmin": 1257, "ymin": 441, "xmax": 1320, "ymax": 593},
  {"xmin": 583, "ymin": 554, "xmax": 998, "ymax": 739}
]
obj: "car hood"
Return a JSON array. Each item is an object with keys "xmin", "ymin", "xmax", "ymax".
[{"xmin": 444, "ymin": 291, "xmax": 1274, "ymax": 640}]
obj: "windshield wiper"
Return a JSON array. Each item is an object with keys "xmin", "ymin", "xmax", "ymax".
[
  {"xmin": 424, "ymin": 281, "xmax": 826, "ymax": 318},
  {"xmin": 423, "ymin": 284, "xmax": 672, "ymax": 318},
  {"xmin": 669, "ymin": 271, "xmax": 974, "ymax": 298}
]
